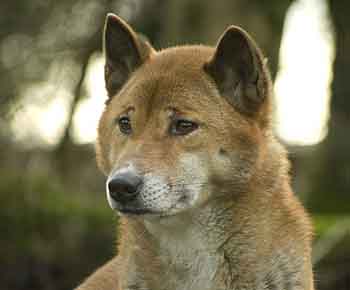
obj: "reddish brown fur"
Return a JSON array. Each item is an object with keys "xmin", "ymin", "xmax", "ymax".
[{"xmin": 76, "ymin": 14, "xmax": 314, "ymax": 290}]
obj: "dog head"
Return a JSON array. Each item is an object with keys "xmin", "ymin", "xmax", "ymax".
[{"xmin": 96, "ymin": 14, "xmax": 272, "ymax": 217}]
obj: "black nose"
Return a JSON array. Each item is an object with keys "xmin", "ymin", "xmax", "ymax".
[{"xmin": 108, "ymin": 172, "xmax": 143, "ymax": 203}]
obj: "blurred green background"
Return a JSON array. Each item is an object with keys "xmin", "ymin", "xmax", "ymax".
[{"xmin": 0, "ymin": 0, "xmax": 349, "ymax": 289}]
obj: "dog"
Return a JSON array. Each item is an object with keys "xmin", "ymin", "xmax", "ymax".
[{"xmin": 75, "ymin": 13, "xmax": 314, "ymax": 290}]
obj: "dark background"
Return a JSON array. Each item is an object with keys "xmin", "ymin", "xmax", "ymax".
[{"xmin": 0, "ymin": 0, "xmax": 349, "ymax": 289}]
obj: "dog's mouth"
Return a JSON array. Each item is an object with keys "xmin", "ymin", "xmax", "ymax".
[
  {"xmin": 117, "ymin": 207, "xmax": 154, "ymax": 215},
  {"xmin": 112, "ymin": 201, "xmax": 164, "ymax": 216},
  {"xmin": 111, "ymin": 199, "xmax": 183, "ymax": 218}
]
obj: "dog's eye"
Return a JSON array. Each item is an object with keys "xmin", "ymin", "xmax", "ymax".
[
  {"xmin": 170, "ymin": 119, "xmax": 198, "ymax": 136},
  {"xmin": 117, "ymin": 116, "xmax": 132, "ymax": 135}
]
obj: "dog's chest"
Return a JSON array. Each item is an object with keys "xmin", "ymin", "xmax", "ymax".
[
  {"xmin": 160, "ymin": 250, "xmax": 220, "ymax": 290},
  {"xmin": 155, "ymin": 232, "xmax": 221, "ymax": 290}
]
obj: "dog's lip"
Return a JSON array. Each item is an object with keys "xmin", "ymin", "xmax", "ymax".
[
  {"xmin": 111, "ymin": 197, "xmax": 184, "ymax": 217},
  {"xmin": 116, "ymin": 206, "xmax": 178, "ymax": 218},
  {"xmin": 117, "ymin": 206, "xmax": 157, "ymax": 216}
]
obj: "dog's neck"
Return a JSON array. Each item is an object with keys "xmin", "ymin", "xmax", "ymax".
[
  {"xmin": 123, "ymin": 197, "xmax": 263, "ymax": 290},
  {"xmin": 142, "ymin": 204, "xmax": 227, "ymax": 290},
  {"xmin": 142, "ymin": 197, "xmax": 239, "ymax": 250}
]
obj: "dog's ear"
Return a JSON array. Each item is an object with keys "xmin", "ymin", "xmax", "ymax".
[
  {"xmin": 204, "ymin": 26, "xmax": 269, "ymax": 117},
  {"xmin": 103, "ymin": 13, "xmax": 155, "ymax": 99}
]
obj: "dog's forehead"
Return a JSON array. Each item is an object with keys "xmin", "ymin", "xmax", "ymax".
[
  {"xmin": 127, "ymin": 46, "xmax": 218, "ymax": 109},
  {"xmin": 147, "ymin": 45, "xmax": 214, "ymax": 74}
]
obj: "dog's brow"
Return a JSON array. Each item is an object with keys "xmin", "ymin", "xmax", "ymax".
[
  {"xmin": 165, "ymin": 105, "xmax": 201, "ymax": 115},
  {"xmin": 114, "ymin": 105, "xmax": 135, "ymax": 117}
]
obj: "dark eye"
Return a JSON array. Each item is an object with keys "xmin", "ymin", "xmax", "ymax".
[
  {"xmin": 170, "ymin": 119, "xmax": 198, "ymax": 136},
  {"xmin": 117, "ymin": 116, "xmax": 132, "ymax": 135}
]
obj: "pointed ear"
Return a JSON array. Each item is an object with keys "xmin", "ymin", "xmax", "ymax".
[
  {"xmin": 103, "ymin": 13, "xmax": 155, "ymax": 99},
  {"xmin": 204, "ymin": 26, "xmax": 269, "ymax": 117}
]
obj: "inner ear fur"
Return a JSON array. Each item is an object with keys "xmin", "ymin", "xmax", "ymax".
[
  {"xmin": 204, "ymin": 26, "xmax": 270, "ymax": 120},
  {"xmin": 103, "ymin": 13, "xmax": 155, "ymax": 100}
]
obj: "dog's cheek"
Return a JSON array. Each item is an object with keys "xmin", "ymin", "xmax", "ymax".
[
  {"xmin": 209, "ymin": 149, "xmax": 237, "ymax": 184},
  {"xmin": 208, "ymin": 146, "xmax": 258, "ymax": 194},
  {"xmin": 177, "ymin": 153, "xmax": 210, "ymax": 205}
]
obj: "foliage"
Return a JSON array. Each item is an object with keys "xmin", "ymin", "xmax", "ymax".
[{"xmin": 0, "ymin": 171, "xmax": 115, "ymax": 290}]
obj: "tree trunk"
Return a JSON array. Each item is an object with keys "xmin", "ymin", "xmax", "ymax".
[{"xmin": 308, "ymin": 0, "xmax": 350, "ymax": 212}]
